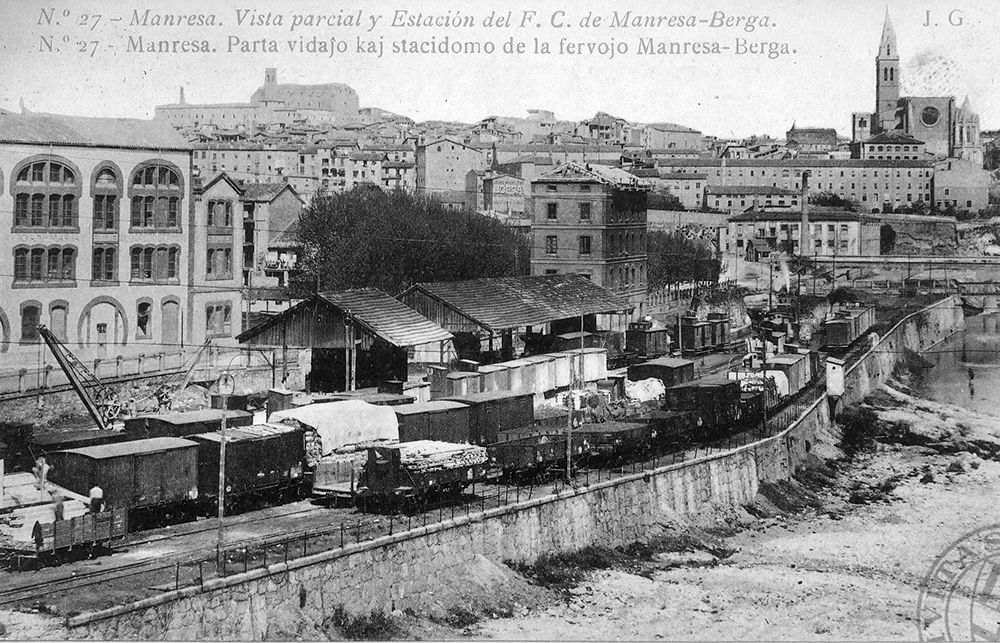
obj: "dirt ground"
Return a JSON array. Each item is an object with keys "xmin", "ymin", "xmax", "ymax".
[{"xmin": 464, "ymin": 389, "xmax": 1000, "ymax": 641}]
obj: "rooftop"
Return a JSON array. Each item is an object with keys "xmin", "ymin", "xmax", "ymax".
[
  {"xmin": 729, "ymin": 210, "xmax": 876, "ymax": 223},
  {"xmin": 400, "ymin": 273, "xmax": 634, "ymax": 333},
  {"xmin": 706, "ymin": 185, "xmax": 799, "ymax": 196},
  {"xmin": 536, "ymin": 162, "xmax": 649, "ymax": 189},
  {"xmin": 237, "ymin": 288, "xmax": 452, "ymax": 348},
  {"xmin": 0, "ymin": 111, "xmax": 191, "ymax": 151},
  {"xmin": 863, "ymin": 131, "xmax": 926, "ymax": 145}
]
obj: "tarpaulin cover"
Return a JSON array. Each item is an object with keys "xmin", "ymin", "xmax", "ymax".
[
  {"xmin": 269, "ymin": 400, "xmax": 399, "ymax": 456},
  {"xmin": 625, "ymin": 377, "xmax": 667, "ymax": 403}
]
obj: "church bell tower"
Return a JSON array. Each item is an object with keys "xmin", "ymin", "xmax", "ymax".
[{"xmin": 875, "ymin": 10, "xmax": 900, "ymax": 134}]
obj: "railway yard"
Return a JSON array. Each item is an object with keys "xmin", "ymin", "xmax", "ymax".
[{"xmin": 0, "ymin": 291, "xmax": 939, "ymax": 629}]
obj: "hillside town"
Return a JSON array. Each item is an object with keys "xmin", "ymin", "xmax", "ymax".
[{"xmin": 1, "ymin": 9, "xmax": 1000, "ymax": 641}]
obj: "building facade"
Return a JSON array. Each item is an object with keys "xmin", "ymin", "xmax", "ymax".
[
  {"xmin": 853, "ymin": 12, "xmax": 983, "ymax": 165},
  {"xmin": 155, "ymin": 68, "xmax": 360, "ymax": 130},
  {"xmin": 0, "ymin": 111, "xmax": 242, "ymax": 370},
  {"xmin": 705, "ymin": 185, "xmax": 801, "ymax": 213},
  {"xmin": 529, "ymin": 163, "xmax": 650, "ymax": 314},
  {"xmin": 658, "ymin": 158, "xmax": 934, "ymax": 212},
  {"xmin": 728, "ymin": 210, "xmax": 880, "ymax": 261},
  {"xmin": 415, "ymin": 138, "xmax": 486, "ymax": 209}
]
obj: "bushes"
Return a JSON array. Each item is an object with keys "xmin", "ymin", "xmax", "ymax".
[
  {"xmin": 837, "ymin": 406, "xmax": 880, "ymax": 457},
  {"xmin": 325, "ymin": 606, "xmax": 401, "ymax": 640}
]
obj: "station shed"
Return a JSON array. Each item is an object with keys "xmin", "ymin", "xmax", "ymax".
[
  {"xmin": 237, "ymin": 288, "xmax": 453, "ymax": 392},
  {"xmin": 398, "ymin": 273, "xmax": 633, "ymax": 363}
]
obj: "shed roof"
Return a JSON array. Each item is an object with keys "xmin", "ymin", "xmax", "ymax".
[
  {"xmin": 401, "ymin": 273, "xmax": 633, "ymax": 333},
  {"xmin": 237, "ymin": 288, "xmax": 452, "ymax": 347},
  {"xmin": 138, "ymin": 409, "xmax": 252, "ymax": 424},
  {"xmin": 60, "ymin": 437, "xmax": 196, "ymax": 459},
  {"xmin": 0, "ymin": 111, "xmax": 191, "ymax": 151}
]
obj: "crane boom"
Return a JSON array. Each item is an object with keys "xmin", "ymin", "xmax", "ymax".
[{"xmin": 36, "ymin": 325, "xmax": 120, "ymax": 431}]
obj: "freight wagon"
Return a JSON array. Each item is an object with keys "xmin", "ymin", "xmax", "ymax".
[
  {"xmin": 187, "ymin": 423, "xmax": 307, "ymax": 511},
  {"xmin": 356, "ymin": 441, "xmax": 490, "ymax": 508},
  {"xmin": 488, "ymin": 432, "xmax": 573, "ymax": 479},
  {"xmin": 441, "ymin": 391, "xmax": 534, "ymax": 445},
  {"xmin": 625, "ymin": 321, "xmax": 671, "ymax": 358},
  {"xmin": 47, "ymin": 438, "xmax": 199, "ymax": 525},
  {"xmin": 124, "ymin": 409, "xmax": 254, "ymax": 439},
  {"xmin": 764, "ymin": 352, "xmax": 812, "ymax": 398},
  {"xmin": 30, "ymin": 429, "xmax": 129, "ymax": 459},
  {"xmin": 627, "ymin": 357, "xmax": 696, "ymax": 389},
  {"xmin": 393, "ymin": 401, "xmax": 471, "ymax": 444},
  {"xmin": 663, "ymin": 377, "xmax": 743, "ymax": 439},
  {"xmin": 822, "ymin": 304, "xmax": 877, "ymax": 349},
  {"xmin": 575, "ymin": 420, "xmax": 656, "ymax": 461}
]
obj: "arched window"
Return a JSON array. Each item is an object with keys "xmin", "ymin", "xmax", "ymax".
[
  {"xmin": 136, "ymin": 300, "xmax": 152, "ymax": 339},
  {"xmin": 129, "ymin": 162, "xmax": 183, "ymax": 230},
  {"xmin": 50, "ymin": 302, "xmax": 68, "ymax": 341},
  {"xmin": 12, "ymin": 157, "xmax": 80, "ymax": 230},
  {"xmin": 20, "ymin": 302, "xmax": 41, "ymax": 342},
  {"xmin": 130, "ymin": 245, "xmax": 181, "ymax": 284},
  {"xmin": 92, "ymin": 165, "xmax": 121, "ymax": 231}
]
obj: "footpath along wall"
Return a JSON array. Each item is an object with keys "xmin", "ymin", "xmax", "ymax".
[{"xmin": 66, "ymin": 298, "xmax": 961, "ymax": 640}]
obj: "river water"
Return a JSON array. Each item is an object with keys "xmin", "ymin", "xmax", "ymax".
[{"xmin": 913, "ymin": 313, "xmax": 1000, "ymax": 414}]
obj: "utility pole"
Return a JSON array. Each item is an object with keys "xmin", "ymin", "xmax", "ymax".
[{"xmin": 215, "ymin": 371, "xmax": 235, "ymax": 573}]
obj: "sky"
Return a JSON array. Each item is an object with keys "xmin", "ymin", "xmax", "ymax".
[{"xmin": 0, "ymin": 0, "xmax": 997, "ymax": 138}]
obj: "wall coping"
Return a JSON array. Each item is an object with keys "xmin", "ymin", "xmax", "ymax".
[{"xmin": 844, "ymin": 295, "xmax": 957, "ymax": 377}]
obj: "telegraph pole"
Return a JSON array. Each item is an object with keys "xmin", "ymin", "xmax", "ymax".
[{"xmin": 215, "ymin": 372, "xmax": 235, "ymax": 573}]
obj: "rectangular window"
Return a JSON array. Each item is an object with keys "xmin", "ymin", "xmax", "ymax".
[
  {"xmin": 546, "ymin": 184, "xmax": 557, "ymax": 192},
  {"xmin": 579, "ymin": 203, "xmax": 591, "ymax": 221},
  {"xmin": 579, "ymin": 235, "xmax": 592, "ymax": 255},
  {"xmin": 30, "ymin": 249, "xmax": 43, "ymax": 280},
  {"xmin": 546, "ymin": 203, "xmax": 557, "ymax": 221},
  {"xmin": 545, "ymin": 235, "xmax": 558, "ymax": 255},
  {"xmin": 580, "ymin": 184, "xmax": 591, "ymax": 192}
]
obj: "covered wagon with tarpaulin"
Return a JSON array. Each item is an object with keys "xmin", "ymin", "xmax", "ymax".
[
  {"xmin": 269, "ymin": 399, "xmax": 400, "ymax": 500},
  {"xmin": 236, "ymin": 288, "xmax": 454, "ymax": 392},
  {"xmin": 398, "ymin": 273, "xmax": 634, "ymax": 364}
]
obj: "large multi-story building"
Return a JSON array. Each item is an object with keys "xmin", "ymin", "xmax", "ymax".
[
  {"xmin": 529, "ymin": 162, "xmax": 650, "ymax": 316},
  {"xmin": 0, "ymin": 110, "xmax": 242, "ymax": 371},
  {"xmin": 728, "ymin": 210, "xmax": 881, "ymax": 262},
  {"xmin": 155, "ymin": 68, "xmax": 360, "ymax": 130},
  {"xmin": 415, "ymin": 138, "xmax": 486, "ymax": 209},
  {"xmin": 658, "ymin": 158, "xmax": 934, "ymax": 212}
]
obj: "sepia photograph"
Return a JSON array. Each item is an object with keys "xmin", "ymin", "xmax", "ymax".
[{"xmin": 0, "ymin": 0, "xmax": 998, "ymax": 639}]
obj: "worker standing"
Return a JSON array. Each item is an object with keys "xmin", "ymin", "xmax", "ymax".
[
  {"xmin": 52, "ymin": 493, "xmax": 65, "ymax": 521},
  {"xmin": 88, "ymin": 485, "xmax": 104, "ymax": 514},
  {"xmin": 32, "ymin": 457, "xmax": 50, "ymax": 501}
]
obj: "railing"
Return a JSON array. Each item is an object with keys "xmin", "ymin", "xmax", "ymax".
[
  {"xmin": 0, "ymin": 345, "xmax": 301, "ymax": 399},
  {"xmin": 71, "ymin": 378, "xmax": 829, "ymax": 623},
  {"xmin": 645, "ymin": 279, "xmax": 738, "ymax": 310}
]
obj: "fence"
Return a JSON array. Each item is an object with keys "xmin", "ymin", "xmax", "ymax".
[
  {"xmin": 645, "ymin": 280, "xmax": 738, "ymax": 311},
  {"xmin": 0, "ymin": 344, "xmax": 300, "ymax": 400}
]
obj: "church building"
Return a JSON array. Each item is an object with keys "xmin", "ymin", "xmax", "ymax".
[{"xmin": 852, "ymin": 11, "xmax": 982, "ymax": 166}]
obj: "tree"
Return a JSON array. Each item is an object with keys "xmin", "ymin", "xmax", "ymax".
[
  {"xmin": 646, "ymin": 187, "xmax": 685, "ymax": 211},
  {"xmin": 809, "ymin": 191, "xmax": 858, "ymax": 211},
  {"xmin": 646, "ymin": 231, "xmax": 720, "ymax": 287},
  {"xmin": 880, "ymin": 224, "xmax": 897, "ymax": 254},
  {"xmin": 295, "ymin": 187, "xmax": 530, "ymax": 294}
]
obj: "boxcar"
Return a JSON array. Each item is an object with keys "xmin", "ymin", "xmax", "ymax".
[
  {"xmin": 393, "ymin": 401, "xmax": 472, "ymax": 444},
  {"xmin": 663, "ymin": 378, "xmax": 743, "ymax": 439},
  {"xmin": 765, "ymin": 353, "xmax": 812, "ymax": 397},
  {"xmin": 30, "ymin": 429, "xmax": 129, "ymax": 459},
  {"xmin": 627, "ymin": 357, "xmax": 696, "ymax": 388},
  {"xmin": 47, "ymin": 438, "xmax": 199, "ymax": 511},
  {"xmin": 626, "ymin": 322, "xmax": 671, "ymax": 358},
  {"xmin": 575, "ymin": 420, "xmax": 655, "ymax": 458},
  {"xmin": 124, "ymin": 409, "xmax": 254, "ymax": 439},
  {"xmin": 187, "ymin": 423, "xmax": 306, "ymax": 502},
  {"xmin": 442, "ymin": 390, "xmax": 534, "ymax": 446}
]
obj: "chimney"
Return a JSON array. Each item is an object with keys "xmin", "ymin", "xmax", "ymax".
[
  {"xmin": 179, "ymin": 86, "xmax": 186, "ymax": 105},
  {"xmin": 800, "ymin": 170, "xmax": 811, "ymax": 253},
  {"xmin": 265, "ymin": 67, "xmax": 277, "ymax": 85}
]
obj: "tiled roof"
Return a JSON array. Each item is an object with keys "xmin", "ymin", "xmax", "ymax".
[
  {"xmin": 646, "ymin": 122, "xmax": 701, "ymax": 133},
  {"xmin": 241, "ymin": 182, "xmax": 292, "ymax": 202},
  {"xmin": 729, "ymin": 210, "xmax": 875, "ymax": 223},
  {"xmin": 863, "ymin": 131, "xmax": 925, "ymax": 145},
  {"xmin": 0, "ymin": 111, "xmax": 191, "ymax": 151},
  {"xmin": 706, "ymin": 185, "xmax": 799, "ymax": 196},
  {"xmin": 268, "ymin": 220, "xmax": 299, "ymax": 249},
  {"xmin": 321, "ymin": 289, "xmax": 452, "ymax": 347},
  {"xmin": 658, "ymin": 158, "xmax": 933, "ymax": 168},
  {"xmin": 238, "ymin": 289, "xmax": 451, "ymax": 347},
  {"xmin": 537, "ymin": 162, "xmax": 649, "ymax": 188},
  {"xmin": 659, "ymin": 172, "xmax": 708, "ymax": 180},
  {"xmin": 401, "ymin": 273, "xmax": 634, "ymax": 332},
  {"xmin": 62, "ymin": 437, "xmax": 196, "ymax": 459}
]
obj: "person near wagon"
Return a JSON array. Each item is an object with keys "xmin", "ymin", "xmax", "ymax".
[
  {"xmin": 32, "ymin": 457, "xmax": 50, "ymax": 501},
  {"xmin": 52, "ymin": 493, "xmax": 65, "ymax": 522},
  {"xmin": 89, "ymin": 485, "xmax": 104, "ymax": 514}
]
